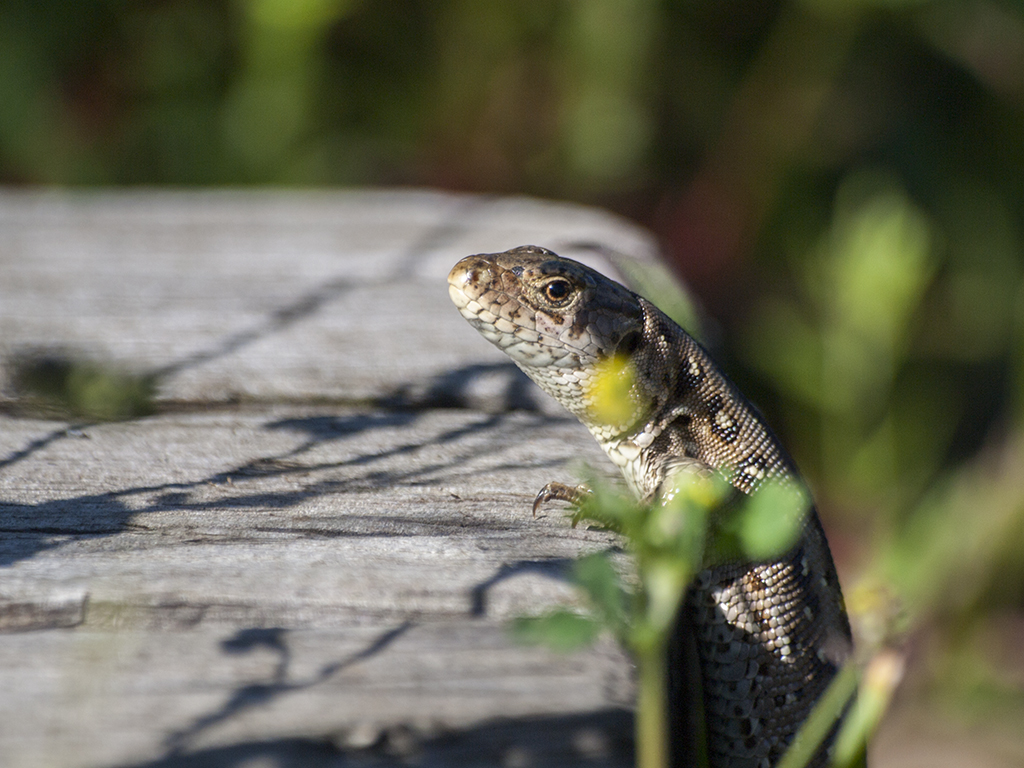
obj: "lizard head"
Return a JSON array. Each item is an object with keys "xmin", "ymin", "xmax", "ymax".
[
  {"xmin": 448, "ymin": 245, "xmax": 643, "ymax": 369},
  {"xmin": 448, "ymin": 245, "xmax": 648, "ymax": 432}
]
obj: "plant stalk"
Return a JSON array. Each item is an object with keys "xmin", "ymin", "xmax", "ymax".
[{"xmin": 635, "ymin": 637, "xmax": 669, "ymax": 768}]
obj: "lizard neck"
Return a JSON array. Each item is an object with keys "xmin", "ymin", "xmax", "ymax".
[{"xmin": 589, "ymin": 414, "xmax": 686, "ymax": 501}]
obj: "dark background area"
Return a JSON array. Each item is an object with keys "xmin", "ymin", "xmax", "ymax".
[{"xmin": 3, "ymin": 0, "xmax": 1024, "ymax": 757}]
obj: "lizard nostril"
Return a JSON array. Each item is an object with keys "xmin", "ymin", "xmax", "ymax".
[
  {"xmin": 468, "ymin": 265, "xmax": 491, "ymax": 286},
  {"xmin": 448, "ymin": 257, "xmax": 494, "ymax": 291}
]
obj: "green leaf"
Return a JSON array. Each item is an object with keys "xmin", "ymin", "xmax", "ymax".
[
  {"xmin": 708, "ymin": 480, "xmax": 810, "ymax": 564},
  {"xmin": 573, "ymin": 472, "xmax": 642, "ymax": 534},
  {"xmin": 639, "ymin": 558, "xmax": 692, "ymax": 635},
  {"xmin": 649, "ymin": 471, "xmax": 727, "ymax": 561},
  {"xmin": 511, "ymin": 610, "xmax": 602, "ymax": 653},
  {"xmin": 589, "ymin": 353, "xmax": 647, "ymax": 433},
  {"xmin": 735, "ymin": 481, "xmax": 809, "ymax": 560},
  {"xmin": 572, "ymin": 552, "xmax": 627, "ymax": 635},
  {"xmin": 653, "ymin": 468, "xmax": 732, "ymax": 568}
]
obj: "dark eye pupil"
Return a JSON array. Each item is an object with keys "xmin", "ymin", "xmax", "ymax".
[{"xmin": 546, "ymin": 280, "xmax": 570, "ymax": 301}]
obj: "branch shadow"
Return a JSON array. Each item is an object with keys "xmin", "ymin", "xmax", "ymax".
[
  {"xmin": 0, "ymin": 424, "xmax": 92, "ymax": 471},
  {"xmin": 164, "ymin": 622, "xmax": 413, "ymax": 757},
  {"xmin": 117, "ymin": 708, "xmax": 633, "ymax": 768},
  {"xmin": 381, "ymin": 361, "xmax": 548, "ymax": 413},
  {"xmin": 469, "ymin": 558, "xmax": 576, "ymax": 618},
  {"xmin": 0, "ymin": 402, "xmax": 574, "ymax": 569},
  {"xmin": 0, "ymin": 193, "xmax": 493, "ymax": 471}
]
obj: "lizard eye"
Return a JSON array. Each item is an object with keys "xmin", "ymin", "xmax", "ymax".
[{"xmin": 542, "ymin": 278, "xmax": 573, "ymax": 305}]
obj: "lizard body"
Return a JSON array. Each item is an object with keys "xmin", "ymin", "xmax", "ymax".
[{"xmin": 448, "ymin": 246, "xmax": 852, "ymax": 767}]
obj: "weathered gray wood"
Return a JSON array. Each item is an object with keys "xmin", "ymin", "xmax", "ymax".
[
  {"xmin": 1, "ymin": 407, "xmax": 619, "ymax": 624},
  {"xmin": 0, "ymin": 191, "xmax": 655, "ymax": 767},
  {"xmin": 0, "ymin": 190, "xmax": 658, "ymax": 407}
]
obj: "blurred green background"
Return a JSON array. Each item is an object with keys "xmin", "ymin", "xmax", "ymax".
[{"xmin": 4, "ymin": 0, "xmax": 1024, "ymax": 760}]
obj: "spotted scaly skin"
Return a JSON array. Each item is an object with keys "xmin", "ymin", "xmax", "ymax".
[{"xmin": 448, "ymin": 246, "xmax": 853, "ymax": 768}]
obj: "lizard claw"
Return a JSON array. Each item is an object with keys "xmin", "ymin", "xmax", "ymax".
[{"xmin": 532, "ymin": 482, "xmax": 592, "ymax": 519}]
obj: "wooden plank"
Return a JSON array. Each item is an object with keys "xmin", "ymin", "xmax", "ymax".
[
  {"xmin": 0, "ymin": 190, "xmax": 658, "ymax": 407},
  {"xmin": 0, "ymin": 192, "xmax": 651, "ymax": 767}
]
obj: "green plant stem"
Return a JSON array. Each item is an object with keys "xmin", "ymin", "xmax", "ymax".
[
  {"xmin": 776, "ymin": 661, "xmax": 860, "ymax": 768},
  {"xmin": 635, "ymin": 638, "xmax": 669, "ymax": 768}
]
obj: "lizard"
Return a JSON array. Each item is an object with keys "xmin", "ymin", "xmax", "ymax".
[{"xmin": 447, "ymin": 245, "xmax": 853, "ymax": 768}]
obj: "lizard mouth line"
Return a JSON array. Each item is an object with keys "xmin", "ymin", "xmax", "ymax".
[{"xmin": 447, "ymin": 282, "xmax": 600, "ymax": 365}]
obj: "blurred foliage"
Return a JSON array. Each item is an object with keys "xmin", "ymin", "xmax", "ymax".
[
  {"xmin": 4, "ymin": 0, "xmax": 1024, "ymax": 756},
  {"xmin": 9, "ymin": 350, "xmax": 156, "ymax": 421}
]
